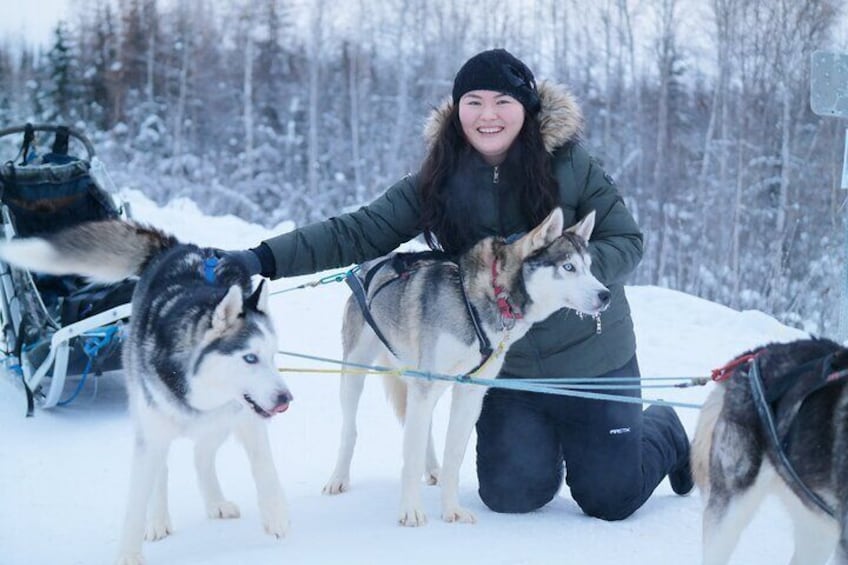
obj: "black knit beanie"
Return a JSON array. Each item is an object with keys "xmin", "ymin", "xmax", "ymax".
[{"xmin": 451, "ymin": 48, "xmax": 541, "ymax": 115}]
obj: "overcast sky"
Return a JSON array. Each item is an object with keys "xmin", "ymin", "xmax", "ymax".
[{"xmin": 0, "ymin": 0, "xmax": 69, "ymax": 48}]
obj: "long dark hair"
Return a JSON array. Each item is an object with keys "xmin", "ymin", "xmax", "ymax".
[{"xmin": 418, "ymin": 105, "xmax": 559, "ymax": 254}]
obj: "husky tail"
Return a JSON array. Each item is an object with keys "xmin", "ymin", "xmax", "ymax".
[
  {"xmin": 383, "ymin": 374, "xmax": 408, "ymax": 423},
  {"xmin": 691, "ymin": 383, "xmax": 725, "ymax": 498},
  {"xmin": 0, "ymin": 219, "xmax": 178, "ymax": 283}
]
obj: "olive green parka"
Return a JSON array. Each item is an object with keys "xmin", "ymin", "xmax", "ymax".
[{"xmin": 261, "ymin": 81, "xmax": 643, "ymax": 379}]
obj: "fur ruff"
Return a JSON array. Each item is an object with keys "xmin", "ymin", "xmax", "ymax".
[{"xmin": 423, "ymin": 81, "xmax": 584, "ymax": 154}]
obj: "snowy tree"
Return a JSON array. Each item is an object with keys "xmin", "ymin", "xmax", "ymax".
[
  {"xmin": 1, "ymin": 0, "xmax": 846, "ymax": 334},
  {"xmin": 45, "ymin": 21, "xmax": 81, "ymax": 122}
]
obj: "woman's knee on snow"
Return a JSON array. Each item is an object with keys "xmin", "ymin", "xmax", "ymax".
[
  {"xmin": 571, "ymin": 484, "xmax": 642, "ymax": 521},
  {"xmin": 477, "ymin": 463, "xmax": 563, "ymax": 514}
]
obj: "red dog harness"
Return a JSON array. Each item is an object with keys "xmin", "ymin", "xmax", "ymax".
[{"xmin": 491, "ymin": 260, "xmax": 523, "ymax": 329}]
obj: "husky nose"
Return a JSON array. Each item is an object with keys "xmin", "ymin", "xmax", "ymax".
[
  {"xmin": 598, "ymin": 289, "xmax": 611, "ymax": 307},
  {"xmin": 272, "ymin": 390, "xmax": 293, "ymax": 414}
]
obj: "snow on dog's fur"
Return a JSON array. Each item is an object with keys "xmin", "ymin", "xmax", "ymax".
[
  {"xmin": 322, "ymin": 208, "xmax": 610, "ymax": 526},
  {"xmin": 0, "ymin": 220, "xmax": 292, "ymax": 565}
]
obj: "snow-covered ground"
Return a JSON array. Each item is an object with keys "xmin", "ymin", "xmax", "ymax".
[{"xmin": 0, "ymin": 190, "xmax": 813, "ymax": 564}]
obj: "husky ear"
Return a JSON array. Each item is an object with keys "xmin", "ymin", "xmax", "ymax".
[
  {"xmin": 245, "ymin": 279, "xmax": 269, "ymax": 313},
  {"xmin": 566, "ymin": 210, "xmax": 596, "ymax": 242},
  {"xmin": 520, "ymin": 207, "xmax": 564, "ymax": 256},
  {"xmin": 212, "ymin": 285, "xmax": 244, "ymax": 333}
]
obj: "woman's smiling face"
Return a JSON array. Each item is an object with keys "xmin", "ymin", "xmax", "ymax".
[{"xmin": 458, "ymin": 90, "xmax": 525, "ymax": 166}]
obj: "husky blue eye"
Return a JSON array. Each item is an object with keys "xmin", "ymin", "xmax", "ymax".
[
  {"xmin": 562, "ymin": 263, "xmax": 575, "ymax": 272},
  {"xmin": 243, "ymin": 353, "xmax": 259, "ymax": 364}
]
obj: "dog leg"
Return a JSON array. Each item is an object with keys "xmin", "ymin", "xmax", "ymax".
[
  {"xmin": 776, "ymin": 483, "xmax": 838, "ymax": 565},
  {"xmin": 837, "ymin": 520, "xmax": 848, "ymax": 565},
  {"xmin": 144, "ymin": 460, "xmax": 173, "ymax": 541},
  {"xmin": 116, "ymin": 429, "xmax": 171, "ymax": 565},
  {"xmin": 399, "ymin": 382, "xmax": 444, "ymax": 526},
  {"xmin": 195, "ymin": 429, "xmax": 241, "ymax": 519},
  {"xmin": 323, "ymin": 371, "xmax": 367, "ymax": 495},
  {"xmin": 440, "ymin": 384, "xmax": 487, "ymax": 524},
  {"xmin": 235, "ymin": 416, "xmax": 289, "ymax": 538},
  {"xmin": 838, "ymin": 512, "xmax": 848, "ymax": 565},
  {"xmin": 425, "ymin": 423, "xmax": 440, "ymax": 486},
  {"xmin": 702, "ymin": 471, "xmax": 773, "ymax": 565},
  {"xmin": 787, "ymin": 508, "xmax": 837, "ymax": 565}
]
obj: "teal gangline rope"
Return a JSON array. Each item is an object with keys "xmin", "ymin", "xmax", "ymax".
[
  {"xmin": 276, "ymin": 349, "xmax": 706, "ymax": 410},
  {"xmin": 269, "ymin": 267, "xmax": 359, "ymax": 296},
  {"xmin": 521, "ymin": 376, "xmax": 706, "ymax": 383}
]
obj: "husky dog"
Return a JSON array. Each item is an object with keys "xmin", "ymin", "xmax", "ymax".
[
  {"xmin": 692, "ymin": 338, "xmax": 848, "ymax": 564},
  {"xmin": 0, "ymin": 220, "xmax": 292, "ymax": 565},
  {"xmin": 322, "ymin": 208, "xmax": 610, "ymax": 526}
]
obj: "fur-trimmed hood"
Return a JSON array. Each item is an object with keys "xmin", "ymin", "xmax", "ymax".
[{"xmin": 423, "ymin": 81, "xmax": 583, "ymax": 154}]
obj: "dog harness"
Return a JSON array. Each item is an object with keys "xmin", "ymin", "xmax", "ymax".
[
  {"xmin": 345, "ymin": 252, "xmax": 494, "ymax": 376},
  {"xmin": 721, "ymin": 351, "xmax": 847, "ymax": 518}
]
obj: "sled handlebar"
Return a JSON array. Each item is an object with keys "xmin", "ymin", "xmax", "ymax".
[{"xmin": 0, "ymin": 124, "xmax": 96, "ymax": 159}]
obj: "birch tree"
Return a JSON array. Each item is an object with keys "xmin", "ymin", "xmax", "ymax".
[
  {"xmin": 241, "ymin": 0, "xmax": 256, "ymax": 177},
  {"xmin": 649, "ymin": 0, "xmax": 678, "ymax": 285},
  {"xmin": 171, "ymin": 0, "xmax": 193, "ymax": 172},
  {"xmin": 305, "ymin": 0, "xmax": 324, "ymax": 208}
]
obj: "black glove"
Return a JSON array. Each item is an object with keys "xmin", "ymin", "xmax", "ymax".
[{"xmin": 216, "ymin": 249, "xmax": 263, "ymax": 277}]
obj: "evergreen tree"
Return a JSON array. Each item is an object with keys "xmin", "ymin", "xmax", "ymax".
[
  {"xmin": 0, "ymin": 46, "xmax": 13, "ymax": 126},
  {"xmin": 121, "ymin": 0, "xmax": 149, "ymax": 102},
  {"xmin": 46, "ymin": 21, "xmax": 80, "ymax": 122},
  {"xmin": 87, "ymin": 1, "xmax": 121, "ymax": 129}
]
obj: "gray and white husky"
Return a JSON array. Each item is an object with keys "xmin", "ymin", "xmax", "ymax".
[
  {"xmin": 322, "ymin": 208, "xmax": 610, "ymax": 526},
  {"xmin": 693, "ymin": 338, "xmax": 848, "ymax": 564},
  {"xmin": 0, "ymin": 220, "xmax": 292, "ymax": 565}
]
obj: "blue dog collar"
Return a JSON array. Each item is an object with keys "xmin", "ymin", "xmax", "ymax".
[{"xmin": 204, "ymin": 257, "xmax": 218, "ymax": 283}]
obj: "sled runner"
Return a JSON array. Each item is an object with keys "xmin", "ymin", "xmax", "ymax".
[{"xmin": 0, "ymin": 124, "xmax": 134, "ymax": 413}]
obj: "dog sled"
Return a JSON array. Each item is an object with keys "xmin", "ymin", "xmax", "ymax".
[{"xmin": 0, "ymin": 124, "xmax": 134, "ymax": 414}]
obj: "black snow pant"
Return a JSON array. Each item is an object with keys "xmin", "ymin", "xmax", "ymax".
[{"xmin": 475, "ymin": 355, "xmax": 688, "ymax": 521}]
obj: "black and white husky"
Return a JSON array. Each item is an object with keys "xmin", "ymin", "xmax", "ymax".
[
  {"xmin": 322, "ymin": 208, "xmax": 610, "ymax": 526},
  {"xmin": 693, "ymin": 338, "xmax": 848, "ymax": 564},
  {"xmin": 0, "ymin": 220, "xmax": 292, "ymax": 565}
]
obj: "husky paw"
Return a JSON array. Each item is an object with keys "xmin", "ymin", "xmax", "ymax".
[
  {"xmin": 115, "ymin": 552, "xmax": 145, "ymax": 565},
  {"xmin": 322, "ymin": 476, "xmax": 350, "ymax": 495},
  {"xmin": 398, "ymin": 507, "xmax": 428, "ymax": 527},
  {"xmin": 262, "ymin": 509, "xmax": 290, "ymax": 539},
  {"xmin": 144, "ymin": 517, "xmax": 173, "ymax": 541},
  {"xmin": 442, "ymin": 506, "xmax": 477, "ymax": 524},
  {"xmin": 207, "ymin": 500, "xmax": 241, "ymax": 519}
]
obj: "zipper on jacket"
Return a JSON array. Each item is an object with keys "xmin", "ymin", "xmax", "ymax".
[{"xmin": 493, "ymin": 165, "xmax": 500, "ymax": 184}]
